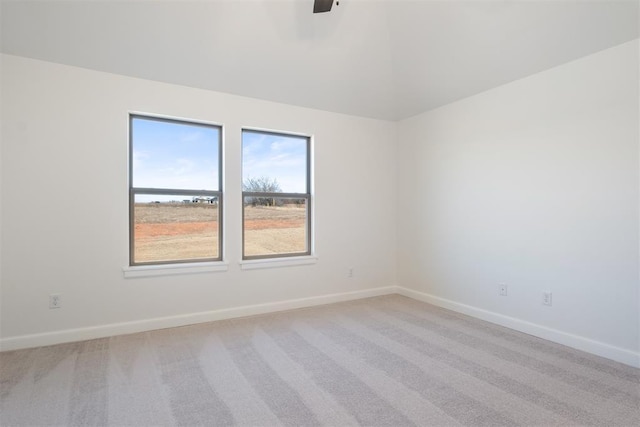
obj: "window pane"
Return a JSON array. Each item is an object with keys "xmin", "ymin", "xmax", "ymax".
[
  {"xmin": 243, "ymin": 197, "xmax": 307, "ymax": 257},
  {"xmin": 133, "ymin": 194, "xmax": 219, "ymax": 263},
  {"xmin": 242, "ymin": 130, "xmax": 307, "ymax": 193},
  {"xmin": 132, "ymin": 117, "xmax": 220, "ymax": 191}
]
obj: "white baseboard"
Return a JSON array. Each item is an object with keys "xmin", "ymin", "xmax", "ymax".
[
  {"xmin": 0, "ymin": 286, "xmax": 397, "ymax": 352},
  {"xmin": 4, "ymin": 285, "xmax": 637, "ymax": 369},
  {"xmin": 396, "ymin": 286, "xmax": 640, "ymax": 368}
]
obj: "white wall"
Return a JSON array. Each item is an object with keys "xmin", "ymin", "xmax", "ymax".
[
  {"xmin": 2, "ymin": 41, "xmax": 638, "ymax": 368},
  {"xmin": 0, "ymin": 55, "xmax": 397, "ymax": 347},
  {"xmin": 397, "ymin": 40, "xmax": 639, "ymax": 366}
]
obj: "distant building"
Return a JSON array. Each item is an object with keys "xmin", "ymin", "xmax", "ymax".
[{"xmin": 191, "ymin": 196, "xmax": 218, "ymax": 205}]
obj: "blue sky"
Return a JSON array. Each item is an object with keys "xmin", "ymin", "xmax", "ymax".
[
  {"xmin": 242, "ymin": 130, "xmax": 307, "ymax": 194},
  {"xmin": 132, "ymin": 117, "xmax": 307, "ymax": 201},
  {"xmin": 132, "ymin": 117, "xmax": 220, "ymax": 194}
]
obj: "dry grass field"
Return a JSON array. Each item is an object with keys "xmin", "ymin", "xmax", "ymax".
[
  {"xmin": 133, "ymin": 203, "xmax": 306, "ymax": 263},
  {"xmin": 243, "ymin": 205, "xmax": 307, "ymax": 257}
]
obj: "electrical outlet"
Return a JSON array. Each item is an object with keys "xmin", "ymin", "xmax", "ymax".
[
  {"xmin": 543, "ymin": 291, "xmax": 552, "ymax": 306},
  {"xmin": 348, "ymin": 267, "xmax": 354, "ymax": 278},
  {"xmin": 499, "ymin": 284, "xmax": 508, "ymax": 296},
  {"xmin": 49, "ymin": 294, "xmax": 62, "ymax": 309}
]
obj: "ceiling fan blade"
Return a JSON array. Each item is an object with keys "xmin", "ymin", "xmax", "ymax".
[{"xmin": 313, "ymin": 0, "xmax": 333, "ymax": 14}]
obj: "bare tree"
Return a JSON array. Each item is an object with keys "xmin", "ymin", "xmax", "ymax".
[{"xmin": 243, "ymin": 176, "xmax": 282, "ymax": 206}]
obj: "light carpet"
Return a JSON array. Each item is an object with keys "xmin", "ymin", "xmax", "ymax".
[{"xmin": 1, "ymin": 295, "xmax": 639, "ymax": 426}]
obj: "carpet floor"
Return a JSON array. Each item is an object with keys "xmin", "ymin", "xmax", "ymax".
[{"xmin": 1, "ymin": 295, "xmax": 639, "ymax": 426}]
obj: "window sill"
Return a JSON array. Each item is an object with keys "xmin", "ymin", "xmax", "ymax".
[
  {"xmin": 239, "ymin": 256, "xmax": 318, "ymax": 270},
  {"xmin": 123, "ymin": 261, "xmax": 229, "ymax": 278}
]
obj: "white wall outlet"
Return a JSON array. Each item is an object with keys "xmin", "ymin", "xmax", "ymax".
[
  {"xmin": 499, "ymin": 284, "xmax": 508, "ymax": 296},
  {"xmin": 49, "ymin": 294, "xmax": 62, "ymax": 309},
  {"xmin": 543, "ymin": 291, "xmax": 552, "ymax": 306},
  {"xmin": 348, "ymin": 267, "xmax": 354, "ymax": 278}
]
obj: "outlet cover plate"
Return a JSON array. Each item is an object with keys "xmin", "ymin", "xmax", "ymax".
[
  {"xmin": 499, "ymin": 284, "xmax": 508, "ymax": 296},
  {"xmin": 49, "ymin": 294, "xmax": 61, "ymax": 309}
]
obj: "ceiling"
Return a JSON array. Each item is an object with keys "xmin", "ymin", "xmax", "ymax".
[{"xmin": 1, "ymin": 0, "xmax": 638, "ymax": 121}]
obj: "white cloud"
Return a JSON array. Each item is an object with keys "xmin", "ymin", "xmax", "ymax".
[
  {"xmin": 132, "ymin": 150, "xmax": 150, "ymax": 170},
  {"xmin": 179, "ymin": 131, "xmax": 204, "ymax": 143}
]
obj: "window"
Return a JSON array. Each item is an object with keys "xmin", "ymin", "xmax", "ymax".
[
  {"xmin": 129, "ymin": 115, "xmax": 222, "ymax": 265},
  {"xmin": 242, "ymin": 129, "xmax": 311, "ymax": 259}
]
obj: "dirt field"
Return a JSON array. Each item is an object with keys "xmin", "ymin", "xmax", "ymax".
[{"xmin": 133, "ymin": 203, "xmax": 306, "ymax": 263}]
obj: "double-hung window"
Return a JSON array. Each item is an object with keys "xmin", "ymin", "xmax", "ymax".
[
  {"xmin": 242, "ymin": 129, "xmax": 311, "ymax": 259},
  {"xmin": 129, "ymin": 115, "xmax": 223, "ymax": 265}
]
